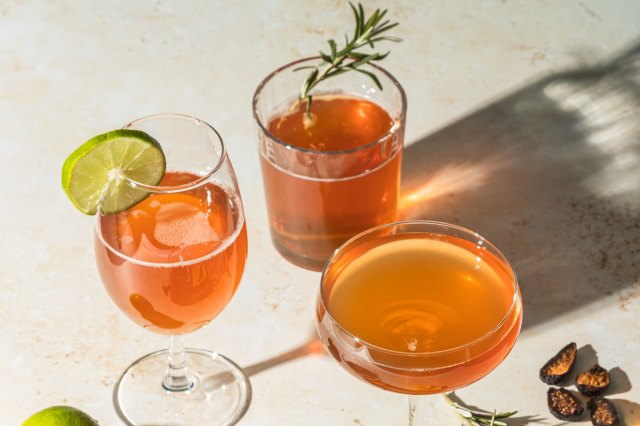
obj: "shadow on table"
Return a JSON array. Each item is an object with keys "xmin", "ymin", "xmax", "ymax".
[
  {"xmin": 400, "ymin": 40, "xmax": 640, "ymax": 330},
  {"xmin": 243, "ymin": 335, "xmax": 325, "ymax": 377}
]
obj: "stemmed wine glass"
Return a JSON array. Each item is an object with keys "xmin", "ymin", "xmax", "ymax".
[
  {"xmin": 94, "ymin": 114, "xmax": 250, "ymax": 425},
  {"xmin": 316, "ymin": 221, "xmax": 523, "ymax": 425}
]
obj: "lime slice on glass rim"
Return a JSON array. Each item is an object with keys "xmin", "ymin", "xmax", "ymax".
[{"xmin": 62, "ymin": 129, "xmax": 166, "ymax": 215}]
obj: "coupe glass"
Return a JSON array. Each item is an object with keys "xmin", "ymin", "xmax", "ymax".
[
  {"xmin": 94, "ymin": 114, "xmax": 250, "ymax": 425},
  {"xmin": 316, "ymin": 221, "xmax": 523, "ymax": 425}
]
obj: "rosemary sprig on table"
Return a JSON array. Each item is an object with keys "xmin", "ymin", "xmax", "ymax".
[
  {"xmin": 443, "ymin": 394, "xmax": 518, "ymax": 426},
  {"xmin": 293, "ymin": 2, "xmax": 401, "ymax": 122}
]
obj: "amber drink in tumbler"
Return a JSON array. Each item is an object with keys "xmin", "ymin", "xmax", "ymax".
[{"xmin": 253, "ymin": 58, "xmax": 406, "ymax": 271}]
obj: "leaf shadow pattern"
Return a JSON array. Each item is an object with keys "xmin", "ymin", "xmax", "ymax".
[{"xmin": 400, "ymin": 40, "xmax": 640, "ymax": 330}]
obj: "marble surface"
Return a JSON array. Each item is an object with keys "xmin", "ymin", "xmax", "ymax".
[{"xmin": 1, "ymin": 0, "xmax": 639, "ymax": 424}]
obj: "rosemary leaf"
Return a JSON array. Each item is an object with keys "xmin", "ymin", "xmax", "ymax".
[
  {"xmin": 357, "ymin": 3, "xmax": 365, "ymax": 31},
  {"xmin": 352, "ymin": 67, "xmax": 383, "ymax": 90},
  {"xmin": 319, "ymin": 51, "xmax": 333, "ymax": 64},
  {"xmin": 349, "ymin": 52, "xmax": 382, "ymax": 68},
  {"xmin": 328, "ymin": 39, "xmax": 337, "ymax": 56},
  {"xmin": 292, "ymin": 65, "xmax": 318, "ymax": 72}
]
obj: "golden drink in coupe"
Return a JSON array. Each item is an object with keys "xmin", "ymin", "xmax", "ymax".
[{"xmin": 318, "ymin": 230, "xmax": 522, "ymax": 394}]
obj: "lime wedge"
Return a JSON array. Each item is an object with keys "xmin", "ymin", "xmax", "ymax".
[
  {"xmin": 23, "ymin": 405, "xmax": 99, "ymax": 425},
  {"xmin": 62, "ymin": 129, "xmax": 166, "ymax": 215}
]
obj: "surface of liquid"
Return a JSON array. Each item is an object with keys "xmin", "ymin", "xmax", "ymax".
[
  {"xmin": 95, "ymin": 171, "xmax": 247, "ymax": 334},
  {"xmin": 269, "ymin": 95, "xmax": 393, "ymax": 151},
  {"xmin": 328, "ymin": 237, "xmax": 512, "ymax": 353},
  {"xmin": 261, "ymin": 95, "xmax": 402, "ymax": 270}
]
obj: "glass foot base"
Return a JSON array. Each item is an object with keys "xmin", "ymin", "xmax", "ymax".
[{"xmin": 114, "ymin": 349, "xmax": 251, "ymax": 426}]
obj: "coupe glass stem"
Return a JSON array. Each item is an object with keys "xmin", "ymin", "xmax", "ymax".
[
  {"xmin": 162, "ymin": 335, "xmax": 194, "ymax": 392},
  {"xmin": 408, "ymin": 395, "xmax": 428, "ymax": 426}
]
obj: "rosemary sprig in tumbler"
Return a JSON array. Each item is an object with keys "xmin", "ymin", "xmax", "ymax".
[{"xmin": 293, "ymin": 2, "xmax": 401, "ymax": 122}]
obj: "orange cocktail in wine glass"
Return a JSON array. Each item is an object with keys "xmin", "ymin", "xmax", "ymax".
[
  {"xmin": 94, "ymin": 114, "xmax": 250, "ymax": 425},
  {"xmin": 316, "ymin": 221, "xmax": 522, "ymax": 424},
  {"xmin": 96, "ymin": 170, "xmax": 247, "ymax": 335}
]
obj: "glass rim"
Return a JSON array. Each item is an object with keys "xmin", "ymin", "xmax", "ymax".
[
  {"xmin": 252, "ymin": 56, "xmax": 408, "ymax": 156},
  {"xmin": 319, "ymin": 220, "xmax": 521, "ymax": 357},
  {"xmin": 119, "ymin": 113, "xmax": 227, "ymax": 194}
]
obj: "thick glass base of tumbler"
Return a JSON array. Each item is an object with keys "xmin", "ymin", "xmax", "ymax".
[
  {"xmin": 114, "ymin": 349, "xmax": 251, "ymax": 426},
  {"xmin": 271, "ymin": 235, "xmax": 328, "ymax": 272}
]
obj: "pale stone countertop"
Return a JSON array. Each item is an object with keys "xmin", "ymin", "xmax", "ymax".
[{"xmin": 1, "ymin": 1, "xmax": 639, "ymax": 425}]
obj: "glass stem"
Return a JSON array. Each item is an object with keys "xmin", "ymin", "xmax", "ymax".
[
  {"xmin": 408, "ymin": 395, "xmax": 428, "ymax": 426},
  {"xmin": 162, "ymin": 335, "xmax": 194, "ymax": 392}
]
